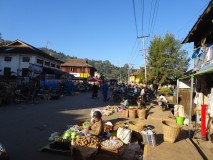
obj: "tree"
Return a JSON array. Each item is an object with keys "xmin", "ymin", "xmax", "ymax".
[{"xmin": 147, "ymin": 33, "xmax": 190, "ymax": 85}]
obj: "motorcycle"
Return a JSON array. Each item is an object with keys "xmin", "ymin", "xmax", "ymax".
[{"xmin": 0, "ymin": 143, "xmax": 9, "ymax": 160}]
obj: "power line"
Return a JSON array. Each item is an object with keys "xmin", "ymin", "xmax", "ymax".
[
  {"xmin": 149, "ymin": 0, "xmax": 160, "ymax": 38},
  {"xmin": 128, "ymin": 39, "xmax": 140, "ymax": 65},
  {"xmin": 132, "ymin": 0, "xmax": 139, "ymax": 37},
  {"xmin": 141, "ymin": 0, "xmax": 145, "ymax": 36}
]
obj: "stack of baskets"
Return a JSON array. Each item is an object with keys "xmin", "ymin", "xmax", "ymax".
[{"xmin": 162, "ymin": 120, "xmax": 182, "ymax": 143}]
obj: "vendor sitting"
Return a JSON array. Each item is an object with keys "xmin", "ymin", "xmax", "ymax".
[
  {"xmin": 85, "ymin": 111, "xmax": 104, "ymax": 136},
  {"xmin": 119, "ymin": 97, "xmax": 129, "ymax": 109}
]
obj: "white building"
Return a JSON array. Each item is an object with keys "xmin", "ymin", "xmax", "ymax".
[{"xmin": 0, "ymin": 39, "xmax": 62, "ymax": 77}]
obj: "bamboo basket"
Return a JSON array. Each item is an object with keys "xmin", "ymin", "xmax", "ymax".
[
  {"xmin": 137, "ymin": 109, "xmax": 147, "ymax": 120},
  {"xmin": 162, "ymin": 120, "xmax": 182, "ymax": 143},
  {"xmin": 128, "ymin": 120, "xmax": 145, "ymax": 133},
  {"xmin": 128, "ymin": 108, "xmax": 137, "ymax": 119},
  {"xmin": 121, "ymin": 109, "xmax": 128, "ymax": 118}
]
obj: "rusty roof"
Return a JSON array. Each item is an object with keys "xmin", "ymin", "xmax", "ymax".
[{"xmin": 61, "ymin": 59, "xmax": 93, "ymax": 67}]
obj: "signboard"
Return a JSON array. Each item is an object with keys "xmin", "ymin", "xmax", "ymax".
[{"xmin": 70, "ymin": 72, "xmax": 80, "ymax": 77}]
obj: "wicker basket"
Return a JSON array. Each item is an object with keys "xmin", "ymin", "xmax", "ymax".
[
  {"xmin": 162, "ymin": 120, "xmax": 182, "ymax": 143},
  {"xmin": 128, "ymin": 108, "xmax": 137, "ymax": 119},
  {"xmin": 137, "ymin": 109, "xmax": 147, "ymax": 120},
  {"xmin": 121, "ymin": 109, "xmax": 128, "ymax": 118},
  {"xmin": 128, "ymin": 120, "xmax": 145, "ymax": 133},
  {"xmin": 101, "ymin": 139, "xmax": 123, "ymax": 151}
]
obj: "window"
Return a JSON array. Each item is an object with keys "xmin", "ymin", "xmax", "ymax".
[
  {"xmin": 56, "ymin": 65, "xmax": 60, "ymax": 69},
  {"xmin": 51, "ymin": 63, "xmax": 55, "ymax": 67},
  {"xmin": 22, "ymin": 57, "xmax": 30, "ymax": 62},
  {"xmin": 37, "ymin": 58, "xmax": 43, "ymax": 65},
  {"xmin": 4, "ymin": 56, "xmax": 12, "ymax": 61},
  {"xmin": 45, "ymin": 61, "xmax": 50, "ymax": 66},
  {"xmin": 70, "ymin": 67, "xmax": 74, "ymax": 72},
  {"xmin": 4, "ymin": 67, "xmax": 11, "ymax": 76}
]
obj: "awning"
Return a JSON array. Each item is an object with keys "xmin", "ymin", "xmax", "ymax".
[{"xmin": 195, "ymin": 63, "xmax": 213, "ymax": 75}]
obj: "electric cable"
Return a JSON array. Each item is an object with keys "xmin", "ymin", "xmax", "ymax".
[{"xmin": 132, "ymin": 0, "xmax": 139, "ymax": 37}]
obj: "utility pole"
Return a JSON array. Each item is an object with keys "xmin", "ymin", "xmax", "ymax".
[{"xmin": 138, "ymin": 35, "xmax": 149, "ymax": 84}]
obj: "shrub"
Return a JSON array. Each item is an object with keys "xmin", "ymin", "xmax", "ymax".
[{"xmin": 159, "ymin": 87, "xmax": 172, "ymax": 95}]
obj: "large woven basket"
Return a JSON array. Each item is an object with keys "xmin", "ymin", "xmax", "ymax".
[
  {"xmin": 128, "ymin": 108, "xmax": 137, "ymax": 119},
  {"xmin": 128, "ymin": 120, "xmax": 145, "ymax": 133},
  {"xmin": 121, "ymin": 109, "xmax": 128, "ymax": 118},
  {"xmin": 137, "ymin": 109, "xmax": 147, "ymax": 120},
  {"xmin": 162, "ymin": 120, "xmax": 182, "ymax": 143}
]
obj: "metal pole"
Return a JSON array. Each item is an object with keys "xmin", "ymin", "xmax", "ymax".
[
  {"xmin": 177, "ymin": 79, "xmax": 179, "ymax": 105},
  {"xmin": 189, "ymin": 75, "xmax": 194, "ymax": 138},
  {"xmin": 138, "ymin": 35, "xmax": 149, "ymax": 84}
]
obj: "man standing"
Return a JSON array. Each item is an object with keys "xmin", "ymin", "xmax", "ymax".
[{"xmin": 102, "ymin": 82, "xmax": 109, "ymax": 101}]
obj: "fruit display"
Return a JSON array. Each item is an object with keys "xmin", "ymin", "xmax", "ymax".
[{"xmin": 72, "ymin": 136, "xmax": 100, "ymax": 147}]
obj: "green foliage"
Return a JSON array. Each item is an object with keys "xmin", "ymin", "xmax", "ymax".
[
  {"xmin": 147, "ymin": 33, "xmax": 190, "ymax": 85},
  {"xmin": 159, "ymin": 87, "xmax": 172, "ymax": 95}
]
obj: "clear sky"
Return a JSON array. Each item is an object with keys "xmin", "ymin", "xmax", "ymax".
[{"xmin": 0, "ymin": 0, "xmax": 211, "ymax": 69}]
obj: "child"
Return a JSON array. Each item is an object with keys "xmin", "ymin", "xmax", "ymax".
[{"xmin": 119, "ymin": 97, "xmax": 129, "ymax": 109}]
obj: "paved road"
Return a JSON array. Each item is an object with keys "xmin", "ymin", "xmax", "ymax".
[{"xmin": 0, "ymin": 91, "xmax": 116, "ymax": 160}]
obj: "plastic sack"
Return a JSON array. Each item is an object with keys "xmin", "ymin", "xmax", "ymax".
[
  {"xmin": 117, "ymin": 126, "xmax": 132, "ymax": 144},
  {"xmin": 141, "ymin": 127, "xmax": 156, "ymax": 147}
]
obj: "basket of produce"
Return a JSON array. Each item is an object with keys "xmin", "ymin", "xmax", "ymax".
[
  {"xmin": 101, "ymin": 139, "xmax": 123, "ymax": 151},
  {"xmin": 72, "ymin": 136, "xmax": 101, "ymax": 148},
  {"xmin": 128, "ymin": 120, "xmax": 145, "ymax": 133},
  {"xmin": 162, "ymin": 120, "xmax": 182, "ymax": 143}
]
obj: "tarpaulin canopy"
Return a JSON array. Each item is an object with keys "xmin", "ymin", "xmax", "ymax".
[{"xmin": 88, "ymin": 77, "xmax": 102, "ymax": 82}]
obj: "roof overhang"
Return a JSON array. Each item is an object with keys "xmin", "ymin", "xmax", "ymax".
[{"xmin": 182, "ymin": 1, "xmax": 213, "ymax": 48}]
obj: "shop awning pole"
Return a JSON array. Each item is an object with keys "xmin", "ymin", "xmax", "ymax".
[
  {"xmin": 177, "ymin": 79, "xmax": 179, "ymax": 105},
  {"xmin": 188, "ymin": 75, "xmax": 194, "ymax": 138}
]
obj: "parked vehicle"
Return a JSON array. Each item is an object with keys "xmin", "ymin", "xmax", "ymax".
[
  {"xmin": 0, "ymin": 143, "xmax": 9, "ymax": 160},
  {"xmin": 14, "ymin": 90, "xmax": 42, "ymax": 104}
]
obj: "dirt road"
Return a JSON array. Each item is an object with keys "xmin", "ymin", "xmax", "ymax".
[{"xmin": 0, "ymin": 91, "xmax": 116, "ymax": 160}]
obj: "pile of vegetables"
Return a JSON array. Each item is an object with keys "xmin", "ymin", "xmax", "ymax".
[
  {"xmin": 61, "ymin": 129, "xmax": 80, "ymax": 141},
  {"xmin": 72, "ymin": 136, "xmax": 100, "ymax": 147}
]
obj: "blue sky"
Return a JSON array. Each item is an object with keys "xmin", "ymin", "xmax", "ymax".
[{"xmin": 0, "ymin": 0, "xmax": 211, "ymax": 69}]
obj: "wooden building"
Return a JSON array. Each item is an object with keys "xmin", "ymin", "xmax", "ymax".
[{"xmin": 61, "ymin": 59, "xmax": 97, "ymax": 79}]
